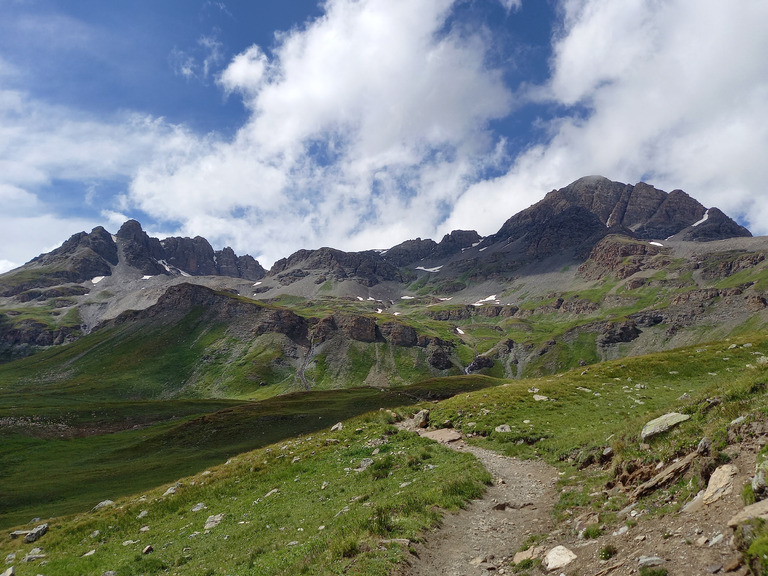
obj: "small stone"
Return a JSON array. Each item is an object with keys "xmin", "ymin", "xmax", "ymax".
[
  {"xmin": 709, "ymin": 533, "xmax": 725, "ymax": 547},
  {"xmin": 0, "ymin": 567, "xmax": 14, "ymax": 576},
  {"xmin": 137, "ymin": 510, "xmax": 148, "ymax": 519},
  {"xmin": 191, "ymin": 503, "xmax": 207, "ymax": 512},
  {"xmin": 697, "ymin": 437, "xmax": 712, "ymax": 454},
  {"xmin": 533, "ymin": 394, "xmax": 549, "ymax": 402},
  {"xmin": 331, "ymin": 422, "xmax": 343, "ymax": 431},
  {"xmin": 613, "ymin": 525, "xmax": 628, "ymax": 536},
  {"xmin": 5, "ymin": 553, "xmax": 16, "ymax": 564},
  {"xmin": 140, "ymin": 526, "xmax": 150, "ymax": 533},
  {"xmin": 83, "ymin": 549, "xmax": 96, "ymax": 557},
  {"xmin": 494, "ymin": 424, "xmax": 512, "ymax": 433},
  {"xmin": 696, "ymin": 535, "xmax": 709, "ymax": 547},
  {"xmin": 357, "ymin": 458, "xmax": 374, "ymax": 471},
  {"xmin": 142, "ymin": 545, "xmax": 153, "ymax": 555},
  {"xmin": 163, "ymin": 485, "xmax": 178, "ymax": 497},
  {"xmin": 638, "ymin": 556, "xmax": 664, "ymax": 567}
]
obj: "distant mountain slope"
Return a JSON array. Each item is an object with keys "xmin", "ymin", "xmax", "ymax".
[{"xmin": 0, "ymin": 176, "xmax": 761, "ymax": 371}]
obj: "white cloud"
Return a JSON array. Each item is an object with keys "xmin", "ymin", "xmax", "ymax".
[
  {"xmin": 0, "ymin": 88, "xmax": 201, "ymax": 267},
  {"xmin": 129, "ymin": 0, "xmax": 514, "ymax": 264},
  {"xmin": 498, "ymin": 0, "xmax": 522, "ymax": 13},
  {"xmin": 447, "ymin": 0, "xmax": 768, "ymax": 235}
]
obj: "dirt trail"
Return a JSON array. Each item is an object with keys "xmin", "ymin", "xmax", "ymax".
[{"xmin": 398, "ymin": 427, "xmax": 559, "ymax": 575}]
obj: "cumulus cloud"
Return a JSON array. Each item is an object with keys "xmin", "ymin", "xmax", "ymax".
[
  {"xmin": 0, "ymin": 88, "xmax": 201, "ymax": 267},
  {"xmin": 129, "ymin": 0, "xmax": 514, "ymax": 264},
  {"xmin": 447, "ymin": 0, "xmax": 768, "ymax": 235}
]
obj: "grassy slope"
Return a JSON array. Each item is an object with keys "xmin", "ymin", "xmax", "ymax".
[
  {"xmin": 0, "ymin": 411, "xmax": 491, "ymax": 576},
  {"xmin": 3, "ymin": 335, "xmax": 768, "ymax": 574},
  {"xmin": 0, "ymin": 378, "xmax": 498, "ymax": 530}
]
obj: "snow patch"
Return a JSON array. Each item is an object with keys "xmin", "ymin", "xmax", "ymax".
[
  {"xmin": 649, "ymin": 241, "xmax": 664, "ymax": 247},
  {"xmin": 691, "ymin": 209, "xmax": 710, "ymax": 227},
  {"xmin": 456, "ymin": 328, "xmax": 465, "ymax": 335},
  {"xmin": 400, "ymin": 296, "xmax": 415, "ymax": 300},
  {"xmin": 376, "ymin": 308, "xmax": 383, "ymax": 314},
  {"xmin": 367, "ymin": 297, "xmax": 375, "ymax": 301},
  {"xmin": 438, "ymin": 297, "xmax": 453, "ymax": 301},
  {"xmin": 471, "ymin": 241, "xmax": 481, "ymax": 248},
  {"xmin": 478, "ymin": 247, "xmax": 488, "ymax": 252},
  {"xmin": 141, "ymin": 275, "xmax": 154, "ymax": 280},
  {"xmin": 253, "ymin": 281, "xmax": 262, "ymax": 286},
  {"xmin": 416, "ymin": 265, "xmax": 443, "ymax": 273},
  {"xmin": 91, "ymin": 276, "xmax": 105, "ymax": 284},
  {"xmin": 158, "ymin": 260, "xmax": 172, "ymax": 273},
  {"xmin": 357, "ymin": 296, "xmax": 365, "ymax": 301},
  {"xmin": 179, "ymin": 270, "xmax": 191, "ymax": 277},
  {"xmin": 393, "ymin": 312, "xmax": 401, "ymax": 316},
  {"xmin": 472, "ymin": 295, "xmax": 499, "ymax": 307}
]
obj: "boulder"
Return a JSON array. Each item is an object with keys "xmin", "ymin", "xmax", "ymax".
[
  {"xmin": 414, "ymin": 409, "xmax": 430, "ymax": 429},
  {"xmin": 703, "ymin": 464, "xmax": 738, "ymax": 504},
  {"xmin": 544, "ymin": 546, "xmax": 577, "ymax": 571},
  {"xmin": 92, "ymin": 500, "xmax": 115, "ymax": 512},
  {"xmin": 204, "ymin": 513, "xmax": 225, "ymax": 530},
  {"xmin": 23, "ymin": 523, "xmax": 48, "ymax": 544},
  {"xmin": 728, "ymin": 499, "xmax": 768, "ymax": 528},
  {"xmin": 641, "ymin": 412, "xmax": 690, "ymax": 440},
  {"xmin": 495, "ymin": 425, "xmax": 512, "ymax": 433}
]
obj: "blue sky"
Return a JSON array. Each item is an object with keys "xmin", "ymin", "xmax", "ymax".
[{"xmin": 1, "ymin": 0, "xmax": 767, "ymax": 272}]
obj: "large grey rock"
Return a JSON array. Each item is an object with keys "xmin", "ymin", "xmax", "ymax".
[
  {"xmin": 92, "ymin": 500, "xmax": 115, "ymax": 512},
  {"xmin": 23, "ymin": 523, "xmax": 48, "ymax": 543},
  {"xmin": 204, "ymin": 513, "xmax": 224, "ymax": 530},
  {"xmin": 641, "ymin": 412, "xmax": 690, "ymax": 440},
  {"xmin": 543, "ymin": 546, "xmax": 577, "ymax": 571},
  {"xmin": 1, "ymin": 567, "xmax": 15, "ymax": 576}
]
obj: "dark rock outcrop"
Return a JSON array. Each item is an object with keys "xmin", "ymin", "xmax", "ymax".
[
  {"xmin": 116, "ymin": 220, "xmax": 166, "ymax": 275},
  {"xmin": 270, "ymin": 247, "xmax": 402, "ymax": 287},
  {"xmin": 0, "ymin": 226, "xmax": 118, "ymax": 296},
  {"xmin": 597, "ymin": 320, "xmax": 641, "ymax": 347}
]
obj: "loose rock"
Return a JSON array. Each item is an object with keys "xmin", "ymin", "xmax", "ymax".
[
  {"xmin": 703, "ymin": 464, "xmax": 738, "ymax": 504},
  {"xmin": 641, "ymin": 412, "xmax": 690, "ymax": 440},
  {"xmin": 544, "ymin": 545, "xmax": 577, "ymax": 571},
  {"xmin": 414, "ymin": 409, "xmax": 430, "ymax": 429},
  {"xmin": 204, "ymin": 513, "xmax": 225, "ymax": 530}
]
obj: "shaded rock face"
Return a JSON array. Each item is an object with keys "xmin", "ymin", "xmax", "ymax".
[
  {"xmin": 382, "ymin": 238, "xmax": 438, "ymax": 267},
  {"xmin": 379, "ymin": 322, "xmax": 418, "ymax": 347},
  {"xmin": 0, "ymin": 226, "xmax": 119, "ymax": 296},
  {"xmin": 333, "ymin": 314, "xmax": 379, "ymax": 343},
  {"xmin": 161, "ymin": 236, "xmax": 218, "ymax": 276},
  {"xmin": 270, "ymin": 247, "xmax": 402, "ymax": 287},
  {"xmin": 597, "ymin": 320, "xmax": 641, "ymax": 347},
  {"xmin": 490, "ymin": 176, "xmax": 749, "ymax": 257},
  {"xmin": 117, "ymin": 220, "xmax": 166, "ymax": 275},
  {"xmin": 578, "ymin": 235, "xmax": 664, "ymax": 280}
]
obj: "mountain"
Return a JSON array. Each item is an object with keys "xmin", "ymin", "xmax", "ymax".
[{"xmin": 0, "ymin": 176, "xmax": 764, "ymax": 386}]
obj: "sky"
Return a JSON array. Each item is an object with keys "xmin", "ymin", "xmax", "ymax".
[{"xmin": 1, "ymin": 0, "xmax": 767, "ymax": 273}]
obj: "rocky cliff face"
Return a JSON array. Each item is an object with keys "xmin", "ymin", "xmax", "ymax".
[
  {"xmin": 269, "ymin": 247, "xmax": 403, "ymax": 287},
  {"xmin": 491, "ymin": 176, "xmax": 749, "ymax": 250}
]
